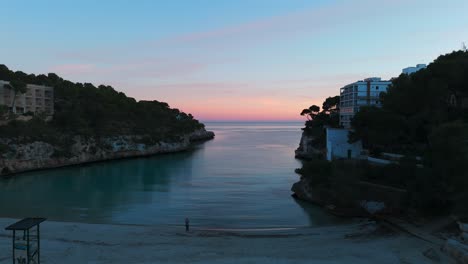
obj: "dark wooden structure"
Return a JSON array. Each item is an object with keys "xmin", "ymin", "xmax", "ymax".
[{"xmin": 5, "ymin": 218, "xmax": 46, "ymax": 264}]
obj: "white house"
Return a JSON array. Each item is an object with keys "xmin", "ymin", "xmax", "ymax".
[
  {"xmin": 339, "ymin": 77, "xmax": 391, "ymax": 128},
  {"xmin": 326, "ymin": 128, "xmax": 362, "ymax": 161},
  {"xmin": 402, "ymin": 64, "xmax": 426, "ymax": 75}
]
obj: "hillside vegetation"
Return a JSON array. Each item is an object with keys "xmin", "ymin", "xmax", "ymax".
[
  {"xmin": 297, "ymin": 51, "xmax": 468, "ymax": 216},
  {"xmin": 0, "ymin": 65, "xmax": 204, "ymax": 145}
]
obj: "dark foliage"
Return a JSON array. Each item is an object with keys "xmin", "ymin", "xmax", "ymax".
[
  {"xmin": 300, "ymin": 96, "xmax": 341, "ymax": 149},
  {"xmin": 351, "ymin": 51, "xmax": 468, "ymax": 152},
  {"xmin": 0, "ymin": 65, "xmax": 204, "ymax": 143},
  {"xmin": 348, "ymin": 51, "xmax": 468, "ymax": 215}
]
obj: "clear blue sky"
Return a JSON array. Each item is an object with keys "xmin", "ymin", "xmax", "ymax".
[{"xmin": 1, "ymin": 0, "xmax": 467, "ymax": 121}]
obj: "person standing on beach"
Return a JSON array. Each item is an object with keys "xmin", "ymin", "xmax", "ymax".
[{"xmin": 185, "ymin": 217, "xmax": 190, "ymax": 232}]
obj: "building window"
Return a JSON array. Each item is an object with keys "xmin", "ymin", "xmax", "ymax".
[{"xmin": 376, "ymin": 86, "xmax": 379, "ymax": 90}]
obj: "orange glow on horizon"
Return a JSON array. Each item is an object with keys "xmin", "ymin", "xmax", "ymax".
[{"xmin": 164, "ymin": 97, "xmax": 322, "ymax": 122}]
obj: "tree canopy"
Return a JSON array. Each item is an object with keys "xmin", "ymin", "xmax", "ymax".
[
  {"xmin": 322, "ymin": 95, "xmax": 340, "ymax": 114},
  {"xmin": 350, "ymin": 51, "xmax": 468, "ymax": 153},
  {"xmin": 299, "ymin": 96, "xmax": 341, "ymax": 149},
  {"xmin": 300, "ymin": 105, "xmax": 320, "ymax": 120},
  {"xmin": 0, "ymin": 64, "xmax": 204, "ymax": 142},
  {"xmin": 348, "ymin": 50, "xmax": 468, "ymax": 215},
  {"xmin": 5, "ymin": 79, "xmax": 27, "ymax": 113}
]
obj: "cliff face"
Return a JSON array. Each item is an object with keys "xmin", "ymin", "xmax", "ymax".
[
  {"xmin": 291, "ymin": 177, "xmax": 331, "ymax": 205},
  {"xmin": 291, "ymin": 177, "xmax": 368, "ymax": 217},
  {"xmin": 0, "ymin": 129, "xmax": 214, "ymax": 176},
  {"xmin": 294, "ymin": 131, "xmax": 323, "ymax": 159},
  {"xmin": 293, "ymin": 131, "xmax": 367, "ymax": 217},
  {"xmin": 189, "ymin": 129, "xmax": 215, "ymax": 141}
]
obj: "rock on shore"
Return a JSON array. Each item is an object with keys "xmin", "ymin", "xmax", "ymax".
[
  {"xmin": 291, "ymin": 177, "xmax": 368, "ymax": 218},
  {"xmin": 0, "ymin": 128, "xmax": 214, "ymax": 176},
  {"xmin": 291, "ymin": 177, "xmax": 329, "ymax": 205},
  {"xmin": 189, "ymin": 129, "xmax": 215, "ymax": 141}
]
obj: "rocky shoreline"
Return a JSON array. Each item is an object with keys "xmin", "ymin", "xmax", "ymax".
[
  {"xmin": 0, "ymin": 129, "xmax": 214, "ymax": 177},
  {"xmin": 291, "ymin": 177, "xmax": 369, "ymax": 218},
  {"xmin": 292, "ymin": 131, "xmax": 370, "ymax": 218}
]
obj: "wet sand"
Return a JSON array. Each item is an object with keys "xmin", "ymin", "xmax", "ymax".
[{"xmin": 0, "ymin": 218, "xmax": 448, "ymax": 264}]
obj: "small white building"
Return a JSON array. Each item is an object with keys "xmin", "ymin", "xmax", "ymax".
[
  {"xmin": 402, "ymin": 64, "xmax": 426, "ymax": 75},
  {"xmin": 339, "ymin": 77, "xmax": 391, "ymax": 128},
  {"xmin": 326, "ymin": 128, "xmax": 362, "ymax": 161}
]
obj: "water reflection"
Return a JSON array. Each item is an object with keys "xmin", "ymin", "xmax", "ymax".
[
  {"xmin": 0, "ymin": 122, "xmax": 341, "ymax": 227},
  {"xmin": 0, "ymin": 151, "xmax": 196, "ymax": 223}
]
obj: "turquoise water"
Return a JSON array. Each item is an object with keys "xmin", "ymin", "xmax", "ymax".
[{"xmin": 0, "ymin": 122, "xmax": 339, "ymax": 228}]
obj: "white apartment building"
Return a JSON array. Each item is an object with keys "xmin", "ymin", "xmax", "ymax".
[
  {"xmin": 0, "ymin": 80, "xmax": 54, "ymax": 115},
  {"xmin": 402, "ymin": 64, "xmax": 426, "ymax": 75},
  {"xmin": 339, "ymin": 77, "xmax": 391, "ymax": 128}
]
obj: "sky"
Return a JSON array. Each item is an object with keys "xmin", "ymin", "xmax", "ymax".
[{"xmin": 1, "ymin": 0, "xmax": 467, "ymax": 122}]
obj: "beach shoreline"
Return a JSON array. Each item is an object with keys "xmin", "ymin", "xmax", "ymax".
[{"xmin": 0, "ymin": 218, "xmax": 447, "ymax": 263}]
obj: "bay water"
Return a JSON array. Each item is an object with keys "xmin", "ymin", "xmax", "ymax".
[{"xmin": 0, "ymin": 122, "xmax": 339, "ymax": 228}]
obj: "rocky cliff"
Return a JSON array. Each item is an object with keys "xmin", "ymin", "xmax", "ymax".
[
  {"xmin": 294, "ymin": 131, "xmax": 323, "ymax": 159},
  {"xmin": 0, "ymin": 129, "xmax": 214, "ymax": 176},
  {"xmin": 291, "ymin": 177, "xmax": 330, "ymax": 205},
  {"xmin": 291, "ymin": 177, "xmax": 369, "ymax": 217}
]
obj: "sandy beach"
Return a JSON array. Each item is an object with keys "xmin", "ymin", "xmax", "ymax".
[{"xmin": 0, "ymin": 218, "xmax": 452, "ymax": 264}]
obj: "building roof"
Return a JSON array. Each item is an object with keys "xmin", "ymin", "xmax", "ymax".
[
  {"xmin": 341, "ymin": 78, "xmax": 391, "ymax": 89},
  {"xmin": 5, "ymin": 218, "xmax": 46, "ymax": 231}
]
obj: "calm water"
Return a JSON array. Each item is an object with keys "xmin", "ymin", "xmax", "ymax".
[{"xmin": 0, "ymin": 122, "xmax": 339, "ymax": 228}]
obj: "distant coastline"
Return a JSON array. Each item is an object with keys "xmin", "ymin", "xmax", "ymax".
[
  {"xmin": 1, "ymin": 129, "xmax": 214, "ymax": 177},
  {"xmin": 0, "ymin": 64, "xmax": 215, "ymax": 177}
]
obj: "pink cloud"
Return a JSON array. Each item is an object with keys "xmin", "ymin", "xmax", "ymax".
[
  {"xmin": 56, "ymin": 0, "xmax": 416, "ymax": 62},
  {"xmin": 146, "ymin": 0, "xmax": 416, "ymax": 50},
  {"xmin": 120, "ymin": 80, "xmax": 327, "ymax": 121},
  {"xmin": 49, "ymin": 63, "xmax": 96, "ymax": 75},
  {"xmin": 48, "ymin": 59, "xmax": 206, "ymax": 80},
  {"xmin": 46, "ymin": 0, "xmax": 424, "ymax": 121}
]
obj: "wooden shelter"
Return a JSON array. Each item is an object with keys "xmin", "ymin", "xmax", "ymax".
[{"xmin": 5, "ymin": 218, "xmax": 46, "ymax": 264}]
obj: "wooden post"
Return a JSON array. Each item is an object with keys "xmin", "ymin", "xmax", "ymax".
[
  {"xmin": 12, "ymin": 230, "xmax": 15, "ymax": 264},
  {"xmin": 37, "ymin": 225, "xmax": 40, "ymax": 264},
  {"xmin": 26, "ymin": 229, "xmax": 29, "ymax": 264}
]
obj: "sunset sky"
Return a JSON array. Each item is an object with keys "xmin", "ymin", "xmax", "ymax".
[{"xmin": 1, "ymin": 0, "xmax": 468, "ymax": 121}]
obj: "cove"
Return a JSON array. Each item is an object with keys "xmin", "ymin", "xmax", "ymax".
[{"xmin": 0, "ymin": 122, "xmax": 341, "ymax": 228}]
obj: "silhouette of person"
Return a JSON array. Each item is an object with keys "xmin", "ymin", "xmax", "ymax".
[{"xmin": 185, "ymin": 217, "xmax": 190, "ymax": 232}]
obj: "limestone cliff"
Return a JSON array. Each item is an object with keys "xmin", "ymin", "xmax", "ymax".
[
  {"xmin": 0, "ymin": 129, "xmax": 214, "ymax": 176},
  {"xmin": 294, "ymin": 131, "xmax": 323, "ymax": 159}
]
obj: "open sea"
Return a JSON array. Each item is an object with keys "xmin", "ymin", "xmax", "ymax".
[{"xmin": 0, "ymin": 122, "xmax": 340, "ymax": 228}]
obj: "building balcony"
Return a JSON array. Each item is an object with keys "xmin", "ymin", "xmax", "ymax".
[{"xmin": 356, "ymin": 96, "xmax": 381, "ymax": 100}]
